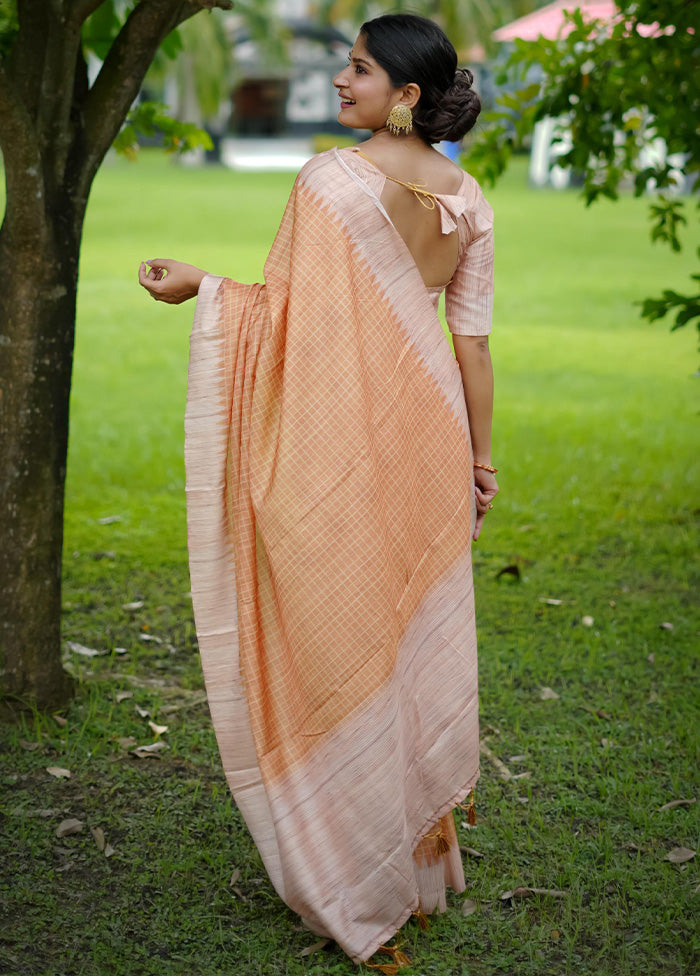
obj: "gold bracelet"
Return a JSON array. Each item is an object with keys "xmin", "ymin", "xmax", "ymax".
[{"xmin": 473, "ymin": 461, "xmax": 498, "ymax": 474}]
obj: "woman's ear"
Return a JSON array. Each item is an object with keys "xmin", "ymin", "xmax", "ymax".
[{"xmin": 398, "ymin": 82, "xmax": 421, "ymax": 110}]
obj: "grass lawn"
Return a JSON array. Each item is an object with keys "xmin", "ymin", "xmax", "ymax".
[{"xmin": 1, "ymin": 150, "xmax": 698, "ymax": 976}]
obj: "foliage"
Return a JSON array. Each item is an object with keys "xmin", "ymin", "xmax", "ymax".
[
  {"xmin": 466, "ymin": 0, "xmax": 700, "ymax": 355},
  {"xmin": 113, "ymin": 101, "xmax": 213, "ymax": 159}
]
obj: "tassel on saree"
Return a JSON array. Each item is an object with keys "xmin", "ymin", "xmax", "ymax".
[
  {"xmin": 412, "ymin": 908, "xmax": 430, "ymax": 930},
  {"xmin": 458, "ymin": 788, "xmax": 477, "ymax": 826},
  {"xmin": 365, "ymin": 942, "xmax": 412, "ymax": 973},
  {"xmin": 423, "ymin": 825, "xmax": 451, "ymax": 856}
]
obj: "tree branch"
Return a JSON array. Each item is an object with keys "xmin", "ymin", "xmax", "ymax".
[{"xmin": 80, "ymin": 0, "xmax": 232, "ymax": 192}]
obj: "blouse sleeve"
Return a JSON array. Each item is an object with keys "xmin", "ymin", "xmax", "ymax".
[{"xmin": 445, "ymin": 189, "xmax": 494, "ymax": 336}]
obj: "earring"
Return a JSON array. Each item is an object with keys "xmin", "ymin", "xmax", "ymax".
[{"xmin": 386, "ymin": 104, "xmax": 413, "ymax": 136}]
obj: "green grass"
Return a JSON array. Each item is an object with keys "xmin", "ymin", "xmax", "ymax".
[{"xmin": 1, "ymin": 151, "xmax": 698, "ymax": 976}]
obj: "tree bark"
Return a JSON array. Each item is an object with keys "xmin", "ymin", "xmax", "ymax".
[
  {"xmin": 0, "ymin": 0, "xmax": 233, "ymax": 708},
  {"xmin": 0, "ymin": 209, "xmax": 82, "ymax": 708}
]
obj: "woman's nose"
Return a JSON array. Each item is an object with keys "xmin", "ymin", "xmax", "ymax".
[{"xmin": 333, "ymin": 68, "xmax": 348, "ymax": 88}]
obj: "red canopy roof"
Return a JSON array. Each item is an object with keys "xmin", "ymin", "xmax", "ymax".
[{"xmin": 493, "ymin": 0, "xmax": 617, "ymax": 42}]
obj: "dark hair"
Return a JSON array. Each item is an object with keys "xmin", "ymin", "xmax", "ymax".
[{"xmin": 360, "ymin": 14, "xmax": 480, "ymax": 144}]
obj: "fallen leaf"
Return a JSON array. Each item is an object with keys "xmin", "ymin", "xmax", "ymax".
[
  {"xmin": 147, "ymin": 721, "xmax": 168, "ymax": 738},
  {"xmin": 665, "ymin": 847, "xmax": 695, "ymax": 864},
  {"xmin": 647, "ymin": 653, "xmax": 655, "ymax": 663},
  {"xmin": 609, "ymin": 600, "xmax": 616, "ymax": 608},
  {"xmin": 139, "ymin": 633, "xmax": 162, "ymax": 644},
  {"xmin": 298, "ymin": 939, "xmax": 329, "ymax": 958},
  {"xmin": 115, "ymin": 691, "xmax": 133, "ymax": 704},
  {"xmin": 462, "ymin": 898, "xmax": 477, "ymax": 916},
  {"xmin": 551, "ymin": 929, "xmax": 560, "ymax": 939},
  {"xmin": 480, "ymin": 741, "xmax": 512, "ymax": 781},
  {"xmin": 116, "ymin": 736, "xmax": 138, "ymax": 750},
  {"xmin": 122, "ymin": 601, "xmax": 144, "ymax": 611},
  {"xmin": 56, "ymin": 818, "xmax": 83, "ymax": 838},
  {"xmin": 104, "ymin": 844, "xmax": 116, "ymax": 858},
  {"xmin": 659, "ymin": 621, "xmax": 674, "ymax": 631},
  {"xmin": 511, "ymin": 771, "xmax": 532, "ymax": 780},
  {"xmin": 540, "ymin": 598, "xmax": 564, "ymax": 606},
  {"xmin": 91, "ymin": 826, "xmax": 106, "ymax": 851},
  {"xmin": 230, "ymin": 868, "xmax": 241, "ymax": 886},
  {"xmin": 459, "ymin": 846, "xmax": 484, "ymax": 859},
  {"xmin": 657, "ymin": 798, "xmax": 696, "ymax": 812},
  {"xmin": 134, "ymin": 704, "xmax": 150, "ymax": 718},
  {"xmin": 18, "ymin": 740, "xmax": 41, "ymax": 751},
  {"xmin": 508, "ymin": 755, "xmax": 528, "ymax": 762},
  {"xmin": 65, "ymin": 641, "xmax": 107, "ymax": 658},
  {"xmin": 97, "ymin": 515, "xmax": 122, "ymax": 524},
  {"xmin": 114, "ymin": 647, "xmax": 128, "ymax": 655},
  {"xmin": 52, "ymin": 714, "xmax": 67, "ymax": 728},
  {"xmin": 46, "ymin": 767, "xmax": 71, "ymax": 779},
  {"xmin": 131, "ymin": 742, "xmax": 168, "ymax": 759},
  {"xmin": 647, "ymin": 690, "xmax": 660, "ymax": 704},
  {"xmin": 160, "ymin": 694, "xmax": 208, "ymax": 715},
  {"xmin": 581, "ymin": 615, "xmax": 594, "ymax": 627},
  {"xmin": 539, "ymin": 687, "xmax": 560, "ymax": 700},
  {"xmin": 496, "ymin": 564, "xmax": 521, "ymax": 582},
  {"xmin": 517, "ymin": 796, "xmax": 529, "ymax": 804},
  {"xmin": 501, "ymin": 887, "xmax": 567, "ymax": 900}
]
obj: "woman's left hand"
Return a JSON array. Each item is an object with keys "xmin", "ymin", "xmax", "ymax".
[
  {"xmin": 473, "ymin": 467, "xmax": 498, "ymax": 541},
  {"xmin": 138, "ymin": 258, "xmax": 208, "ymax": 304}
]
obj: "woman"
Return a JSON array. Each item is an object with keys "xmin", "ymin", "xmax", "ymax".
[{"xmin": 139, "ymin": 13, "xmax": 497, "ymax": 968}]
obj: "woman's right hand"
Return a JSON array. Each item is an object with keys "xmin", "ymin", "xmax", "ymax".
[{"xmin": 138, "ymin": 259, "xmax": 208, "ymax": 304}]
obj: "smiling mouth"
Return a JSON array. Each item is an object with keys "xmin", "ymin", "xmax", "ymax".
[{"xmin": 339, "ymin": 97, "xmax": 356, "ymax": 105}]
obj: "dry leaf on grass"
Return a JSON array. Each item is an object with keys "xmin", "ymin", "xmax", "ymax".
[
  {"xmin": 659, "ymin": 621, "xmax": 674, "ymax": 631},
  {"xmin": 139, "ymin": 633, "xmax": 162, "ymax": 644},
  {"xmin": 56, "ymin": 818, "xmax": 83, "ymax": 838},
  {"xmin": 657, "ymin": 798, "xmax": 696, "ymax": 812},
  {"xmin": 116, "ymin": 736, "xmax": 138, "ymax": 750},
  {"xmin": 160, "ymin": 695, "xmax": 208, "ymax": 715},
  {"xmin": 298, "ymin": 939, "xmax": 330, "ymax": 958},
  {"xmin": 459, "ymin": 846, "xmax": 484, "ymax": 859},
  {"xmin": 665, "ymin": 847, "xmax": 695, "ymax": 864},
  {"xmin": 539, "ymin": 687, "xmax": 560, "ymax": 701},
  {"xmin": 462, "ymin": 898, "xmax": 477, "ymax": 916},
  {"xmin": 581, "ymin": 615, "xmax": 594, "ymax": 627},
  {"xmin": 122, "ymin": 601, "xmax": 144, "ymax": 611},
  {"xmin": 501, "ymin": 886, "xmax": 567, "ymax": 900},
  {"xmin": 52, "ymin": 714, "xmax": 67, "ymax": 728},
  {"xmin": 480, "ymin": 741, "xmax": 512, "ymax": 781},
  {"xmin": 115, "ymin": 691, "xmax": 133, "ymax": 704},
  {"xmin": 511, "ymin": 771, "xmax": 532, "ymax": 781},
  {"xmin": 19, "ymin": 740, "xmax": 41, "ymax": 752},
  {"xmin": 134, "ymin": 704, "xmax": 150, "ymax": 719},
  {"xmin": 65, "ymin": 641, "xmax": 107, "ymax": 658},
  {"xmin": 540, "ymin": 597, "xmax": 564, "ymax": 605},
  {"xmin": 147, "ymin": 721, "xmax": 168, "ymax": 738},
  {"xmin": 508, "ymin": 754, "xmax": 528, "ymax": 762},
  {"xmin": 91, "ymin": 826, "xmax": 106, "ymax": 850},
  {"xmin": 97, "ymin": 515, "xmax": 122, "ymax": 524},
  {"xmin": 90, "ymin": 826, "xmax": 115, "ymax": 857},
  {"xmin": 131, "ymin": 742, "xmax": 168, "ymax": 759},
  {"xmin": 46, "ymin": 766, "xmax": 71, "ymax": 779}
]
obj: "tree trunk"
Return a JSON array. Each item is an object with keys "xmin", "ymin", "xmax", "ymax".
[{"xmin": 0, "ymin": 200, "xmax": 83, "ymax": 708}]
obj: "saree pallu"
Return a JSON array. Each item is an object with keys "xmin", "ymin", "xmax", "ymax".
[{"xmin": 185, "ymin": 148, "xmax": 479, "ymax": 963}]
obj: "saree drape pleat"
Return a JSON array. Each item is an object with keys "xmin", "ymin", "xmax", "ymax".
[{"xmin": 185, "ymin": 148, "xmax": 479, "ymax": 962}]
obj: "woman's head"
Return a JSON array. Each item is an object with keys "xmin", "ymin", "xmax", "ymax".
[{"xmin": 336, "ymin": 14, "xmax": 480, "ymax": 144}]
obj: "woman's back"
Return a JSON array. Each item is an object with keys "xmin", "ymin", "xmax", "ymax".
[{"xmin": 352, "ymin": 141, "xmax": 465, "ymax": 287}]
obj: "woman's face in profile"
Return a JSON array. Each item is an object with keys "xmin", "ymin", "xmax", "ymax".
[{"xmin": 332, "ymin": 34, "xmax": 397, "ymax": 131}]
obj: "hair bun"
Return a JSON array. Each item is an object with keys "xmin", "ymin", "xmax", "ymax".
[{"xmin": 419, "ymin": 67, "xmax": 481, "ymax": 143}]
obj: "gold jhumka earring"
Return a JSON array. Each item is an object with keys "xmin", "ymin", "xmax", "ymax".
[{"xmin": 386, "ymin": 104, "xmax": 413, "ymax": 136}]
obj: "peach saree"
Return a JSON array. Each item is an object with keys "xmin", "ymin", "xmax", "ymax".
[{"xmin": 185, "ymin": 148, "xmax": 484, "ymax": 962}]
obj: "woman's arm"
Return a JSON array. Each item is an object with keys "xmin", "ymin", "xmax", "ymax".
[
  {"xmin": 138, "ymin": 259, "xmax": 208, "ymax": 304},
  {"xmin": 452, "ymin": 333, "xmax": 498, "ymax": 541}
]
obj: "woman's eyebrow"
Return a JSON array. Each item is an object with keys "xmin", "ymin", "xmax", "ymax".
[{"xmin": 349, "ymin": 53, "xmax": 373, "ymax": 67}]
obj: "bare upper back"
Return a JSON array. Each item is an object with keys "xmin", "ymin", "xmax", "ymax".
[{"xmin": 350, "ymin": 141, "xmax": 466, "ymax": 288}]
